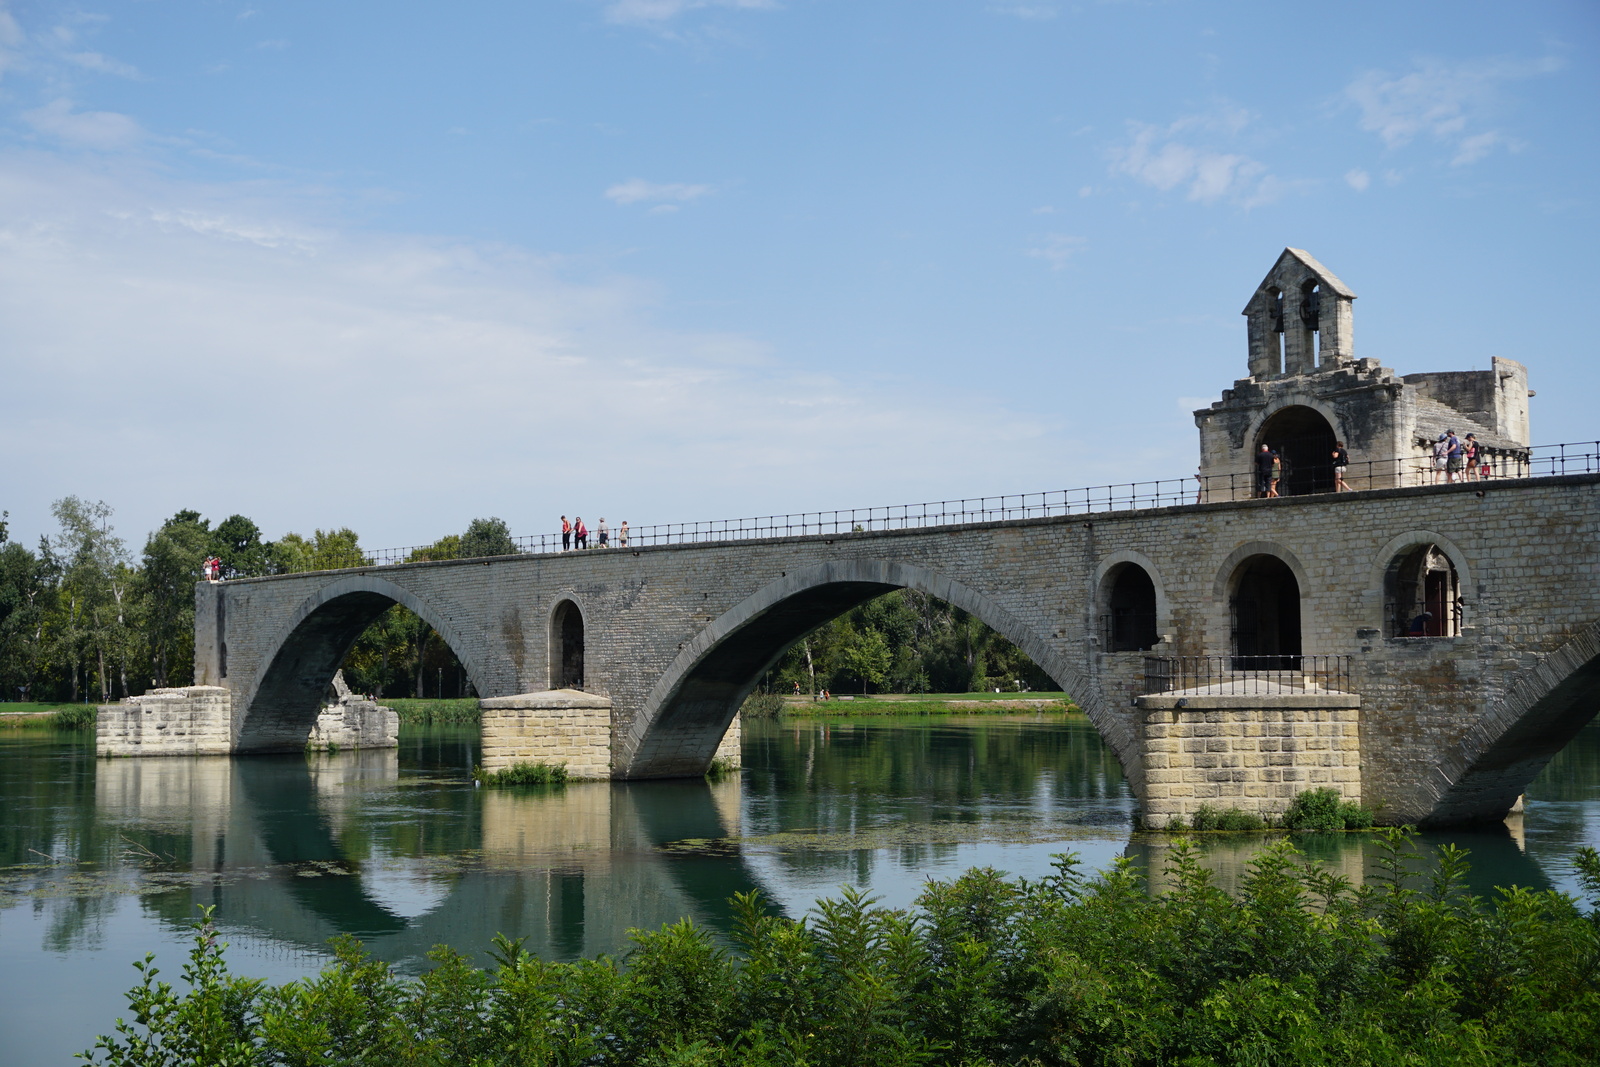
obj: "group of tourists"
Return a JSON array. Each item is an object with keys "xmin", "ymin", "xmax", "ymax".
[
  {"xmin": 201, "ymin": 556, "xmax": 224, "ymax": 582},
  {"xmin": 1431, "ymin": 429, "xmax": 1490, "ymax": 484},
  {"xmin": 1251, "ymin": 440, "xmax": 1353, "ymax": 498},
  {"xmin": 560, "ymin": 515, "xmax": 629, "ymax": 551}
]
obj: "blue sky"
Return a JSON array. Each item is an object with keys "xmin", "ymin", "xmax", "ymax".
[{"xmin": 1, "ymin": 0, "xmax": 1595, "ymax": 551}]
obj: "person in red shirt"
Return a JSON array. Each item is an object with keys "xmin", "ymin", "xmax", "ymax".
[
  {"xmin": 561, "ymin": 515, "xmax": 571, "ymax": 551},
  {"xmin": 573, "ymin": 517, "xmax": 588, "ymax": 549}
]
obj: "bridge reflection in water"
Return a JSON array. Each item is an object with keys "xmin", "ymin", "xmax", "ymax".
[{"xmin": 91, "ymin": 749, "xmax": 768, "ymax": 966}]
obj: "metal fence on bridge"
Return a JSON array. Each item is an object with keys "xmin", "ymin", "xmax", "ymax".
[
  {"xmin": 343, "ymin": 439, "xmax": 1597, "ymax": 567},
  {"xmin": 1142, "ymin": 655, "xmax": 1355, "ymax": 696}
]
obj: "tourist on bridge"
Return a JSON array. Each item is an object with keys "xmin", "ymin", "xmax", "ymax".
[
  {"xmin": 1332, "ymin": 441, "xmax": 1351, "ymax": 492},
  {"xmin": 1267, "ymin": 449, "xmax": 1283, "ymax": 498},
  {"xmin": 619, "ymin": 520, "xmax": 629, "ymax": 547},
  {"xmin": 1254, "ymin": 444, "xmax": 1276, "ymax": 498},
  {"xmin": 573, "ymin": 517, "xmax": 588, "ymax": 549},
  {"xmin": 561, "ymin": 515, "xmax": 571, "ymax": 551},
  {"xmin": 597, "ymin": 518, "xmax": 610, "ymax": 548},
  {"xmin": 1446, "ymin": 430, "xmax": 1464, "ymax": 482},
  {"xmin": 1464, "ymin": 434, "xmax": 1481, "ymax": 481},
  {"xmin": 1432, "ymin": 434, "xmax": 1450, "ymax": 484}
]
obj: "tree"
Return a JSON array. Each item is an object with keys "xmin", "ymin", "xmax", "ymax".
[
  {"xmin": 50, "ymin": 497, "xmax": 134, "ymax": 701},
  {"xmin": 460, "ymin": 517, "xmax": 515, "ymax": 559},
  {"xmin": 0, "ymin": 537, "xmax": 52, "ymax": 701},
  {"xmin": 271, "ymin": 529, "xmax": 367, "ymax": 573},
  {"xmin": 212, "ymin": 515, "xmax": 272, "ymax": 578},
  {"xmin": 138, "ymin": 511, "xmax": 211, "ymax": 687}
]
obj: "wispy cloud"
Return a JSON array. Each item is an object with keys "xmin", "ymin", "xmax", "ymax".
[
  {"xmin": 1344, "ymin": 168, "xmax": 1370, "ymax": 192},
  {"xmin": 989, "ymin": 4, "xmax": 1058, "ymax": 19},
  {"xmin": 602, "ymin": 0, "xmax": 778, "ymax": 27},
  {"xmin": 68, "ymin": 50, "xmax": 140, "ymax": 78},
  {"xmin": 1108, "ymin": 107, "xmax": 1278, "ymax": 205},
  {"xmin": 1026, "ymin": 233, "xmax": 1086, "ymax": 270},
  {"xmin": 1343, "ymin": 55, "xmax": 1560, "ymax": 166},
  {"xmin": 605, "ymin": 178, "xmax": 714, "ymax": 207},
  {"xmin": 22, "ymin": 97, "xmax": 143, "ymax": 149}
]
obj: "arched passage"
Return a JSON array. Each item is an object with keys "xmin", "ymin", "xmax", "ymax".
[
  {"xmin": 1100, "ymin": 562, "xmax": 1159, "ymax": 652},
  {"xmin": 620, "ymin": 560, "xmax": 1119, "ymax": 780},
  {"xmin": 237, "ymin": 576, "xmax": 489, "ymax": 753},
  {"xmin": 550, "ymin": 600, "xmax": 585, "ymax": 690},
  {"xmin": 1256, "ymin": 405, "xmax": 1337, "ymax": 496},
  {"xmin": 1229, "ymin": 554, "xmax": 1301, "ymax": 669}
]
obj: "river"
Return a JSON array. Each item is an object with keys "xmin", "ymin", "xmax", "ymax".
[{"xmin": 2, "ymin": 713, "xmax": 1597, "ymax": 1065}]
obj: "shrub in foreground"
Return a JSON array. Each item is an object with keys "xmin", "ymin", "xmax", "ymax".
[
  {"xmin": 83, "ymin": 834, "xmax": 1600, "ymax": 1066},
  {"xmin": 1283, "ymin": 786, "xmax": 1373, "ymax": 831}
]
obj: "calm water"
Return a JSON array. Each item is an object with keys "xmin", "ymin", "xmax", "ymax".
[{"xmin": 2, "ymin": 714, "xmax": 1598, "ymax": 1065}]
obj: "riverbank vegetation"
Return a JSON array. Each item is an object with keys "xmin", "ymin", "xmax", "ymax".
[
  {"xmin": 83, "ymin": 833, "xmax": 1600, "ymax": 1066},
  {"xmin": 473, "ymin": 761, "xmax": 568, "ymax": 787},
  {"xmin": 0, "ymin": 703, "xmax": 97, "ymax": 730},
  {"xmin": 742, "ymin": 692, "xmax": 1079, "ymax": 719},
  {"xmin": 387, "ymin": 698, "xmax": 481, "ymax": 726}
]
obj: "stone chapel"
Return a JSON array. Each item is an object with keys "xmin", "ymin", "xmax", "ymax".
[{"xmin": 1195, "ymin": 248, "xmax": 1532, "ymax": 498}]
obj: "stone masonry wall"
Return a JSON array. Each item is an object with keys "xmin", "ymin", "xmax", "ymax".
[
  {"xmin": 197, "ymin": 474, "xmax": 1599, "ymax": 824},
  {"xmin": 307, "ymin": 698, "xmax": 398, "ymax": 751},
  {"xmin": 97, "ymin": 686, "xmax": 234, "ymax": 756},
  {"xmin": 479, "ymin": 690, "xmax": 613, "ymax": 778},
  {"xmin": 1136, "ymin": 693, "xmax": 1363, "ymax": 828}
]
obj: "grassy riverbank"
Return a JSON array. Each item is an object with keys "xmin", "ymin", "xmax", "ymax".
[
  {"xmin": 385, "ymin": 698, "xmax": 480, "ymax": 725},
  {"xmin": 750, "ymin": 692, "xmax": 1080, "ymax": 718},
  {"xmin": 0, "ymin": 702, "xmax": 97, "ymax": 730},
  {"xmin": 82, "ymin": 833, "xmax": 1600, "ymax": 1066}
]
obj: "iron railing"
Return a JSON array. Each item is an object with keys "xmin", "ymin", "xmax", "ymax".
[
  {"xmin": 327, "ymin": 439, "xmax": 1597, "ymax": 569},
  {"xmin": 1142, "ymin": 655, "xmax": 1354, "ymax": 696}
]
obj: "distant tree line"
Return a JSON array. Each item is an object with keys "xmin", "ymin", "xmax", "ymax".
[{"xmin": 0, "ymin": 501, "xmax": 1049, "ymax": 704}]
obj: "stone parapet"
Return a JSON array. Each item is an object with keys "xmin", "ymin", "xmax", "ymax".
[
  {"xmin": 97, "ymin": 686, "xmax": 234, "ymax": 757},
  {"xmin": 480, "ymin": 689, "xmax": 613, "ymax": 778},
  {"xmin": 1136, "ymin": 690, "xmax": 1362, "ymax": 829}
]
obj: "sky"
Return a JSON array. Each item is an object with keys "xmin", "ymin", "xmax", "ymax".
[{"xmin": 0, "ymin": 0, "xmax": 1595, "ymax": 554}]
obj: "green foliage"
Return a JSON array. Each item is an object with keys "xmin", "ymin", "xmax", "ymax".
[
  {"xmin": 387, "ymin": 698, "xmax": 481, "ymax": 725},
  {"xmin": 739, "ymin": 691, "xmax": 787, "ymax": 719},
  {"xmin": 704, "ymin": 757, "xmax": 739, "ymax": 780},
  {"xmin": 459, "ymin": 516, "xmax": 516, "ymax": 559},
  {"xmin": 271, "ymin": 528, "xmax": 367, "ymax": 573},
  {"xmin": 473, "ymin": 761, "xmax": 569, "ymax": 787},
  {"xmin": 49, "ymin": 704, "xmax": 97, "ymax": 730},
  {"xmin": 1191, "ymin": 804, "xmax": 1267, "ymax": 831},
  {"xmin": 1283, "ymin": 787, "xmax": 1374, "ymax": 831},
  {"xmin": 83, "ymin": 838, "xmax": 1600, "ymax": 1066}
]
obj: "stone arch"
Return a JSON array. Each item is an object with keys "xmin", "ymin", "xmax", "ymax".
[
  {"xmin": 549, "ymin": 599, "xmax": 586, "ymax": 690},
  {"xmin": 1215, "ymin": 542, "xmax": 1307, "ymax": 669},
  {"xmin": 1370, "ymin": 531, "xmax": 1474, "ymax": 639},
  {"xmin": 236, "ymin": 574, "xmax": 490, "ymax": 753},
  {"xmin": 1254, "ymin": 403, "xmax": 1339, "ymax": 496},
  {"xmin": 1421, "ymin": 617, "xmax": 1600, "ymax": 826},
  {"xmin": 1372, "ymin": 532, "xmax": 1471, "ymax": 638},
  {"xmin": 1092, "ymin": 550, "xmax": 1169, "ymax": 652},
  {"xmin": 619, "ymin": 560, "xmax": 1116, "ymax": 779}
]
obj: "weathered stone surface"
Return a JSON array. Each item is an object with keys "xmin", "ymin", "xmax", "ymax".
[
  {"xmin": 97, "ymin": 686, "xmax": 234, "ymax": 757},
  {"xmin": 480, "ymin": 689, "xmax": 613, "ymax": 779},
  {"xmin": 1137, "ymin": 689, "xmax": 1363, "ymax": 828}
]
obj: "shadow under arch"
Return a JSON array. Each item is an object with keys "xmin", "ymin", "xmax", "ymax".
[
  {"xmin": 237, "ymin": 574, "xmax": 490, "ymax": 753},
  {"xmin": 620, "ymin": 560, "xmax": 1122, "ymax": 780},
  {"xmin": 1423, "ymin": 616, "xmax": 1600, "ymax": 826}
]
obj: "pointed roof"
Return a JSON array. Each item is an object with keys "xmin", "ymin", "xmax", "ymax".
[{"xmin": 1243, "ymin": 248, "xmax": 1357, "ymax": 313}]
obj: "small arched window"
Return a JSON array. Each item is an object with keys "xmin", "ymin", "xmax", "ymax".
[{"xmin": 1386, "ymin": 546, "xmax": 1462, "ymax": 638}]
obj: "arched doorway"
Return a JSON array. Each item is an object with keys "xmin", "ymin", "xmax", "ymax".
[
  {"xmin": 1230, "ymin": 555, "xmax": 1301, "ymax": 669},
  {"xmin": 1256, "ymin": 406, "xmax": 1337, "ymax": 496},
  {"xmin": 1102, "ymin": 563, "xmax": 1159, "ymax": 652},
  {"xmin": 1386, "ymin": 545, "xmax": 1462, "ymax": 637},
  {"xmin": 551, "ymin": 600, "xmax": 585, "ymax": 690}
]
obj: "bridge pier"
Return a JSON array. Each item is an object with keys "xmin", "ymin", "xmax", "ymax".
[{"xmin": 1135, "ymin": 688, "xmax": 1362, "ymax": 829}]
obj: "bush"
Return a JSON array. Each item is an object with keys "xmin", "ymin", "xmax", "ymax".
[
  {"xmin": 1283, "ymin": 787, "xmax": 1372, "ymax": 831},
  {"xmin": 83, "ymin": 840, "xmax": 1600, "ymax": 1067},
  {"xmin": 390, "ymin": 698, "xmax": 481, "ymax": 725},
  {"xmin": 1190, "ymin": 804, "xmax": 1266, "ymax": 832},
  {"xmin": 739, "ymin": 691, "xmax": 787, "ymax": 720},
  {"xmin": 473, "ymin": 761, "xmax": 568, "ymax": 787},
  {"xmin": 50, "ymin": 705, "xmax": 98, "ymax": 731}
]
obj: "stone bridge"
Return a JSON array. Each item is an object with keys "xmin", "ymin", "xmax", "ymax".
[{"xmin": 120, "ymin": 472, "xmax": 1597, "ymax": 829}]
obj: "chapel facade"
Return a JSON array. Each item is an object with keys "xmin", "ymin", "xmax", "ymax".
[{"xmin": 1194, "ymin": 248, "xmax": 1532, "ymax": 499}]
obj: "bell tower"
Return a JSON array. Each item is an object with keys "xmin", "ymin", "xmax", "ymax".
[{"xmin": 1242, "ymin": 248, "xmax": 1356, "ymax": 379}]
